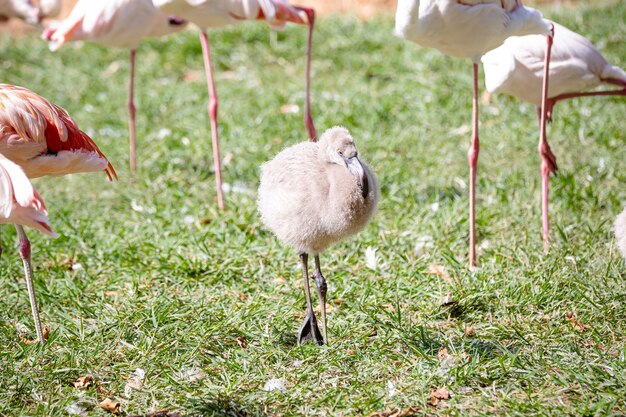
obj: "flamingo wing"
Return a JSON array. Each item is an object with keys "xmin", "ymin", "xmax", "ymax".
[
  {"xmin": 483, "ymin": 21, "xmax": 626, "ymax": 104},
  {"xmin": 0, "ymin": 84, "xmax": 117, "ymax": 180},
  {"xmin": 0, "ymin": 154, "xmax": 56, "ymax": 236}
]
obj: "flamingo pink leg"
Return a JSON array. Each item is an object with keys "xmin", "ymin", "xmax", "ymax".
[
  {"xmin": 549, "ymin": 84, "xmax": 626, "ymax": 107},
  {"xmin": 296, "ymin": 6, "xmax": 317, "ymax": 141},
  {"xmin": 16, "ymin": 225, "xmax": 44, "ymax": 344},
  {"xmin": 128, "ymin": 48, "xmax": 137, "ymax": 173},
  {"xmin": 264, "ymin": 4, "xmax": 317, "ymax": 141},
  {"xmin": 199, "ymin": 30, "xmax": 226, "ymax": 211},
  {"xmin": 468, "ymin": 62, "xmax": 480, "ymax": 269},
  {"xmin": 538, "ymin": 28, "xmax": 554, "ymax": 252}
]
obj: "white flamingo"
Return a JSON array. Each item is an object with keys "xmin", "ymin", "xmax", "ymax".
[
  {"xmin": 483, "ymin": 21, "xmax": 626, "ymax": 245},
  {"xmin": 0, "ymin": 153, "xmax": 56, "ymax": 344},
  {"xmin": 395, "ymin": 0, "xmax": 554, "ymax": 266},
  {"xmin": 0, "ymin": 83, "xmax": 116, "ymax": 343}
]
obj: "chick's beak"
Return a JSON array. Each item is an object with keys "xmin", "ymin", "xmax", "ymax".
[{"xmin": 345, "ymin": 156, "xmax": 365, "ymax": 189}]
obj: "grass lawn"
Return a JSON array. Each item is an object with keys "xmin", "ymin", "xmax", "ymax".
[{"xmin": 1, "ymin": 1, "xmax": 625, "ymax": 415}]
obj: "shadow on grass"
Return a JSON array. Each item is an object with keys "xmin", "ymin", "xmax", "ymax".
[
  {"xmin": 185, "ymin": 397, "xmax": 265, "ymax": 417},
  {"xmin": 276, "ymin": 330, "xmax": 298, "ymax": 349}
]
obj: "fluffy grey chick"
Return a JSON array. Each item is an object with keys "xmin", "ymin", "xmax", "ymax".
[
  {"xmin": 615, "ymin": 207, "xmax": 626, "ymax": 259},
  {"xmin": 258, "ymin": 126, "xmax": 378, "ymax": 345}
]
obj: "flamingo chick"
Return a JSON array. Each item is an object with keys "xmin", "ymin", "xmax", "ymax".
[
  {"xmin": 395, "ymin": 0, "xmax": 554, "ymax": 267},
  {"xmin": 42, "ymin": 0, "xmax": 187, "ymax": 173},
  {"xmin": 0, "ymin": 83, "xmax": 116, "ymax": 343},
  {"xmin": 482, "ymin": 21, "xmax": 626, "ymax": 246},
  {"xmin": 258, "ymin": 126, "xmax": 378, "ymax": 345},
  {"xmin": 615, "ymin": 207, "xmax": 626, "ymax": 260},
  {"xmin": 152, "ymin": 0, "xmax": 317, "ymax": 211}
]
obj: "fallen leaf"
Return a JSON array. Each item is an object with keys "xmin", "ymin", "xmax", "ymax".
[
  {"xmin": 428, "ymin": 264, "xmax": 451, "ymax": 281},
  {"xmin": 428, "ymin": 387, "xmax": 450, "ymax": 407},
  {"xmin": 200, "ymin": 217, "xmax": 212, "ymax": 225},
  {"xmin": 236, "ymin": 292, "xmax": 248, "ymax": 301},
  {"xmin": 99, "ymin": 398, "xmax": 121, "ymax": 415},
  {"xmin": 333, "ymin": 299, "xmax": 345, "ymax": 305},
  {"xmin": 102, "ymin": 61, "xmax": 121, "ymax": 78},
  {"xmin": 235, "ymin": 336, "xmax": 247, "ymax": 349},
  {"xmin": 464, "ymin": 326, "xmax": 475, "ymax": 337},
  {"xmin": 183, "ymin": 69, "xmax": 201, "ymax": 82},
  {"xmin": 433, "ymin": 387, "xmax": 450, "ymax": 399},
  {"xmin": 23, "ymin": 325, "xmax": 50, "ymax": 344},
  {"xmin": 384, "ymin": 304, "xmax": 396, "ymax": 313},
  {"xmin": 566, "ymin": 311, "xmax": 590, "ymax": 331},
  {"xmin": 481, "ymin": 90, "xmax": 492, "ymax": 105},
  {"xmin": 124, "ymin": 368, "xmax": 146, "ymax": 398},
  {"xmin": 273, "ymin": 277, "xmax": 286, "ymax": 285},
  {"xmin": 222, "ymin": 152, "xmax": 233, "ymax": 166},
  {"xmin": 73, "ymin": 375, "xmax": 93, "ymax": 389},
  {"xmin": 437, "ymin": 346, "xmax": 449, "ymax": 361},
  {"xmin": 346, "ymin": 348, "xmax": 356, "ymax": 356},
  {"xmin": 367, "ymin": 406, "xmax": 421, "ymax": 417}
]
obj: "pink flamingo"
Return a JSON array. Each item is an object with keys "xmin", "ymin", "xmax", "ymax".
[
  {"xmin": 395, "ymin": 0, "xmax": 554, "ymax": 268},
  {"xmin": 0, "ymin": 83, "xmax": 116, "ymax": 343},
  {"xmin": 0, "ymin": 0, "xmax": 38, "ymax": 23},
  {"xmin": 0, "ymin": 0, "xmax": 59, "ymax": 24},
  {"xmin": 152, "ymin": 0, "xmax": 317, "ymax": 211},
  {"xmin": 482, "ymin": 21, "xmax": 626, "ymax": 247},
  {"xmin": 42, "ymin": 0, "xmax": 187, "ymax": 173},
  {"xmin": 0, "ymin": 153, "xmax": 56, "ymax": 345}
]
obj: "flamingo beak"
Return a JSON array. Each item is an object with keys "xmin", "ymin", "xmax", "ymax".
[{"xmin": 345, "ymin": 156, "xmax": 365, "ymax": 189}]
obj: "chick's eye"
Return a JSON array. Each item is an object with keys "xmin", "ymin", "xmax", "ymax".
[{"xmin": 338, "ymin": 151, "xmax": 344, "ymax": 156}]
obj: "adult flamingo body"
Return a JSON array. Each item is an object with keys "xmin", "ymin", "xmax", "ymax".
[
  {"xmin": 395, "ymin": 0, "xmax": 554, "ymax": 267},
  {"xmin": 0, "ymin": 84, "xmax": 116, "ymax": 179},
  {"xmin": 0, "ymin": 83, "xmax": 116, "ymax": 343},
  {"xmin": 483, "ymin": 22, "xmax": 626, "ymax": 110},
  {"xmin": 0, "ymin": 0, "xmax": 40, "ymax": 24},
  {"xmin": 152, "ymin": 0, "xmax": 317, "ymax": 211},
  {"xmin": 482, "ymin": 21, "xmax": 626, "ymax": 248},
  {"xmin": 42, "ymin": 0, "xmax": 187, "ymax": 173}
]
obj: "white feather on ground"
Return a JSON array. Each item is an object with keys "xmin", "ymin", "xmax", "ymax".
[{"xmin": 614, "ymin": 207, "xmax": 626, "ymax": 259}]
